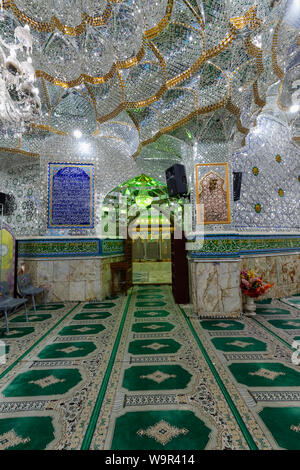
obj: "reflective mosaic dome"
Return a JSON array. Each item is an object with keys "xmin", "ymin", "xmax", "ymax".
[{"xmin": 0, "ymin": 0, "xmax": 298, "ymax": 159}]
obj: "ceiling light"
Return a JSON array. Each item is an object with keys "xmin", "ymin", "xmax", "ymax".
[
  {"xmin": 289, "ymin": 104, "xmax": 300, "ymax": 113},
  {"xmin": 73, "ymin": 129, "xmax": 82, "ymax": 139},
  {"xmin": 79, "ymin": 141, "xmax": 91, "ymax": 153}
]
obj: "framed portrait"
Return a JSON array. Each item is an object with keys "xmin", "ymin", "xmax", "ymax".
[{"xmin": 195, "ymin": 162, "xmax": 231, "ymax": 224}]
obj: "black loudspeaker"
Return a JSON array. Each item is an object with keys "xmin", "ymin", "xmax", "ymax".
[
  {"xmin": 233, "ymin": 172, "xmax": 242, "ymax": 201},
  {"xmin": 165, "ymin": 164, "xmax": 188, "ymax": 197},
  {"xmin": 0, "ymin": 193, "xmax": 6, "ymax": 205},
  {"xmin": 0, "ymin": 192, "xmax": 13, "ymax": 216},
  {"xmin": 0, "ymin": 193, "xmax": 7, "ymax": 215}
]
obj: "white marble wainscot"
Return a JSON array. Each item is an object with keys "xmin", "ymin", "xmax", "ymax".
[
  {"xmin": 18, "ymin": 256, "xmax": 125, "ymax": 302},
  {"xmin": 241, "ymin": 252, "xmax": 300, "ymax": 299},
  {"xmin": 189, "ymin": 259, "xmax": 242, "ymax": 318}
]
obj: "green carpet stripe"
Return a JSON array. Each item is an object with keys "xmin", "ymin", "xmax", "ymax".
[
  {"xmin": 179, "ymin": 305, "xmax": 258, "ymax": 450},
  {"xmin": 250, "ymin": 317, "xmax": 293, "ymax": 350},
  {"xmin": 280, "ymin": 299, "xmax": 300, "ymax": 311},
  {"xmin": 81, "ymin": 290, "xmax": 132, "ymax": 450},
  {"xmin": 0, "ymin": 302, "xmax": 80, "ymax": 381}
]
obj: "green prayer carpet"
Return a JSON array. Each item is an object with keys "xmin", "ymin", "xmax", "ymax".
[{"xmin": 0, "ymin": 288, "xmax": 300, "ymax": 450}]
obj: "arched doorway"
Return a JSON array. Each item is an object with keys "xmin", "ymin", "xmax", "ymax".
[
  {"xmin": 103, "ymin": 174, "xmax": 186, "ymax": 285},
  {"xmin": 129, "ymin": 204, "xmax": 173, "ymax": 285}
]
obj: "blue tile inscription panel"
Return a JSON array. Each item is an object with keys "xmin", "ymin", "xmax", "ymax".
[{"xmin": 48, "ymin": 163, "xmax": 94, "ymax": 228}]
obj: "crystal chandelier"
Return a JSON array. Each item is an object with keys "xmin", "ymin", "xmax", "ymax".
[{"xmin": 0, "ymin": 2, "xmax": 41, "ymax": 137}]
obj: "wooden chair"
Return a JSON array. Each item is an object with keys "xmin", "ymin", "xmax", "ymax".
[{"xmin": 110, "ymin": 238, "xmax": 132, "ymax": 295}]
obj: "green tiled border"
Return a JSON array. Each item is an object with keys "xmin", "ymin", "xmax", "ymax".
[
  {"xmin": 189, "ymin": 234, "xmax": 300, "ymax": 258},
  {"xmin": 18, "ymin": 239, "xmax": 124, "ymax": 258},
  {"xmin": 18, "ymin": 234, "xmax": 300, "ymax": 259}
]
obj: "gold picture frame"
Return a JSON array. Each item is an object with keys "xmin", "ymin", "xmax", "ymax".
[{"xmin": 195, "ymin": 162, "xmax": 231, "ymax": 224}]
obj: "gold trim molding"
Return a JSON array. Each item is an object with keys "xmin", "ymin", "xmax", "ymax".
[
  {"xmin": 2, "ymin": 0, "xmax": 173, "ymax": 38},
  {"xmin": 0, "ymin": 147, "xmax": 39, "ymax": 158}
]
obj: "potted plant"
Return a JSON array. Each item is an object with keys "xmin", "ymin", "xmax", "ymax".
[{"xmin": 240, "ymin": 269, "xmax": 273, "ymax": 315}]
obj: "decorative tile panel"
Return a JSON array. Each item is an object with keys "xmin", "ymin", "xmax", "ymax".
[
  {"xmin": 18, "ymin": 239, "xmax": 124, "ymax": 258},
  {"xmin": 189, "ymin": 234, "xmax": 300, "ymax": 258}
]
